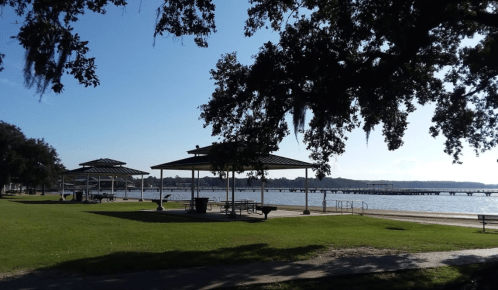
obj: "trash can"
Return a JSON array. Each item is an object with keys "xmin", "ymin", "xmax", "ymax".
[
  {"xmin": 76, "ymin": 191, "xmax": 83, "ymax": 201},
  {"xmin": 195, "ymin": 197, "xmax": 209, "ymax": 214}
]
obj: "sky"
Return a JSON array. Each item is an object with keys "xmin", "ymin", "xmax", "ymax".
[{"xmin": 1, "ymin": 1, "xmax": 498, "ymax": 184}]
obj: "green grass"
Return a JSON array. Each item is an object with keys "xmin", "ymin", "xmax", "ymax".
[
  {"xmin": 232, "ymin": 262, "xmax": 498, "ymax": 290},
  {"xmin": 1, "ymin": 194, "xmax": 498, "ymax": 276}
]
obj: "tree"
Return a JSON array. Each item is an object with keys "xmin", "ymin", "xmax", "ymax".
[
  {"xmin": 0, "ymin": 0, "xmax": 215, "ymax": 96},
  {"xmin": 0, "ymin": 121, "xmax": 64, "ymax": 196},
  {"xmin": 17, "ymin": 137, "xmax": 65, "ymax": 194},
  {"xmin": 3, "ymin": 1, "xmax": 498, "ymax": 179},
  {"xmin": 0, "ymin": 121, "xmax": 26, "ymax": 196},
  {"xmin": 199, "ymin": 1, "xmax": 498, "ymax": 179}
]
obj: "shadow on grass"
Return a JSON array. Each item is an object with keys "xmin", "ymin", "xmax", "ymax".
[
  {"xmin": 86, "ymin": 210, "xmax": 265, "ymax": 224},
  {"xmin": 0, "ymin": 195, "xmax": 19, "ymax": 200},
  {"xmin": 85, "ymin": 210, "xmax": 215, "ymax": 223},
  {"xmin": 9, "ymin": 247, "xmax": 498, "ymax": 289},
  {"xmin": 50, "ymin": 243, "xmax": 326, "ymax": 275},
  {"xmin": 477, "ymin": 230, "xmax": 498, "ymax": 235},
  {"xmin": 10, "ymin": 199, "xmax": 86, "ymax": 205}
]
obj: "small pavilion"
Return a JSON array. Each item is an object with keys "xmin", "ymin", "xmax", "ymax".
[
  {"xmin": 62, "ymin": 158, "xmax": 149, "ymax": 201},
  {"xmin": 150, "ymin": 145, "xmax": 315, "ymax": 216}
]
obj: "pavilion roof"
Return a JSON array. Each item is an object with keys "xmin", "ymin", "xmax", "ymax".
[
  {"xmin": 79, "ymin": 158, "xmax": 126, "ymax": 167},
  {"xmin": 64, "ymin": 157, "xmax": 148, "ymax": 176},
  {"xmin": 186, "ymin": 145, "xmax": 212, "ymax": 155},
  {"xmin": 150, "ymin": 154, "xmax": 314, "ymax": 171}
]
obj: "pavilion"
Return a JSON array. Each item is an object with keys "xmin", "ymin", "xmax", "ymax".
[
  {"xmin": 150, "ymin": 145, "xmax": 315, "ymax": 216},
  {"xmin": 61, "ymin": 158, "xmax": 149, "ymax": 202}
]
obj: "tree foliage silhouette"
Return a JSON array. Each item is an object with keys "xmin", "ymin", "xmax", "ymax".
[
  {"xmin": 2, "ymin": 1, "xmax": 498, "ymax": 178},
  {"xmin": 200, "ymin": 1, "xmax": 498, "ymax": 178},
  {"xmin": 0, "ymin": 121, "xmax": 64, "ymax": 196}
]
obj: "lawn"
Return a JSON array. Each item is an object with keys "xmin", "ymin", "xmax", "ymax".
[{"xmin": 1, "ymin": 194, "xmax": 498, "ymax": 276}]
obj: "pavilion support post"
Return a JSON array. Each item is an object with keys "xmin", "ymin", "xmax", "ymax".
[
  {"xmin": 261, "ymin": 180, "xmax": 264, "ymax": 206},
  {"xmin": 72, "ymin": 177, "xmax": 75, "ymax": 200},
  {"xmin": 226, "ymin": 170, "xmax": 229, "ymax": 202},
  {"xmin": 323, "ymin": 190, "xmax": 327, "ymax": 213},
  {"xmin": 60, "ymin": 175, "xmax": 65, "ymax": 201},
  {"xmin": 303, "ymin": 168, "xmax": 310, "ymax": 215},
  {"xmin": 123, "ymin": 175, "xmax": 128, "ymax": 200},
  {"xmin": 139, "ymin": 174, "xmax": 144, "ymax": 201},
  {"xmin": 229, "ymin": 170, "xmax": 237, "ymax": 218},
  {"xmin": 157, "ymin": 170, "xmax": 164, "ymax": 210},
  {"xmin": 197, "ymin": 170, "xmax": 200, "ymax": 198},
  {"xmin": 98, "ymin": 176, "xmax": 101, "ymax": 193},
  {"xmin": 190, "ymin": 168, "xmax": 195, "ymax": 213},
  {"xmin": 85, "ymin": 174, "xmax": 90, "ymax": 203},
  {"xmin": 111, "ymin": 176, "xmax": 115, "ymax": 197}
]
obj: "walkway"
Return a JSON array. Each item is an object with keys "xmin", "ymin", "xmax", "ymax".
[{"xmin": 2, "ymin": 247, "xmax": 498, "ymax": 289}]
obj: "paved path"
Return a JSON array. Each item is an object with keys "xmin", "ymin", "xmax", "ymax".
[{"xmin": 2, "ymin": 247, "xmax": 498, "ymax": 290}]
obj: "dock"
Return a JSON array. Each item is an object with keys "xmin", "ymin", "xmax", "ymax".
[{"xmin": 121, "ymin": 187, "xmax": 498, "ymax": 196}]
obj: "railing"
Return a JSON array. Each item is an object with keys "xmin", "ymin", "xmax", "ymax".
[{"xmin": 322, "ymin": 199, "xmax": 368, "ymax": 214}]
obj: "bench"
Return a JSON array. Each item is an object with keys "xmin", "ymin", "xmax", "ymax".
[
  {"xmin": 60, "ymin": 193, "xmax": 71, "ymax": 200},
  {"xmin": 478, "ymin": 215, "xmax": 498, "ymax": 232},
  {"xmin": 256, "ymin": 205, "xmax": 278, "ymax": 220}
]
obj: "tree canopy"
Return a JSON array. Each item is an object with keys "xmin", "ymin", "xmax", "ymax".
[
  {"xmin": 2, "ymin": 1, "xmax": 498, "ymax": 179},
  {"xmin": 200, "ymin": 0, "xmax": 498, "ymax": 179},
  {"xmin": 0, "ymin": 121, "xmax": 64, "ymax": 196}
]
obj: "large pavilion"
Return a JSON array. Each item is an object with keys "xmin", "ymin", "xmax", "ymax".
[
  {"xmin": 150, "ymin": 145, "xmax": 315, "ymax": 216},
  {"xmin": 62, "ymin": 158, "xmax": 149, "ymax": 201}
]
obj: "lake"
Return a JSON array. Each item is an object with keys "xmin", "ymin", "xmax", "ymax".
[{"xmin": 105, "ymin": 188, "xmax": 498, "ymax": 214}]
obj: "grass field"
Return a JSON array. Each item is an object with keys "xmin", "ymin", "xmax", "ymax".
[{"xmin": 1, "ymin": 194, "xmax": 498, "ymax": 277}]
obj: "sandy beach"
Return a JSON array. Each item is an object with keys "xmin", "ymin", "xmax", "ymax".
[{"xmin": 264, "ymin": 204, "xmax": 490, "ymax": 230}]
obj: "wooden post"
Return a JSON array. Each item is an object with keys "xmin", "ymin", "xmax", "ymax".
[
  {"xmin": 60, "ymin": 175, "xmax": 65, "ymax": 201},
  {"xmin": 197, "ymin": 170, "xmax": 200, "ymax": 198},
  {"xmin": 230, "ymin": 170, "xmax": 236, "ymax": 218},
  {"xmin": 261, "ymin": 180, "xmax": 264, "ymax": 205},
  {"xmin": 226, "ymin": 170, "xmax": 229, "ymax": 202},
  {"xmin": 191, "ymin": 168, "xmax": 195, "ymax": 212},
  {"xmin": 158, "ymin": 170, "xmax": 164, "ymax": 210},
  {"xmin": 86, "ymin": 174, "xmax": 90, "ymax": 202},
  {"xmin": 303, "ymin": 168, "xmax": 310, "ymax": 215},
  {"xmin": 140, "ymin": 174, "xmax": 144, "ymax": 201},
  {"xmin": 323, "ymin": 190, "xmax": 327, "ymax": 213},
  {"xmin": 124, "ymin": 175, "xmax": 128, "ymax": 200}
]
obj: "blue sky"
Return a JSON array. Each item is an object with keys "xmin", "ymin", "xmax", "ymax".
[{"xmin": 1, "ymin": 1, "xmax": 498, "ymax": 184}]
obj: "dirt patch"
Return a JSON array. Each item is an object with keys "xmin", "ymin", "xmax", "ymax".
[{"xmin": 302, "ymin": 246, "xmax": 408, "ymax": 266}]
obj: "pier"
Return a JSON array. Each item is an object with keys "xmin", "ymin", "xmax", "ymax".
[{"xmin": 118, "ymin": 187, "xmax": 498, "ymax": 196}]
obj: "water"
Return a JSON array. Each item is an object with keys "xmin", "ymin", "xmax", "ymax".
[{"xmin": 101, "ymin": 188, "xmax": 498, "ymax": 214}]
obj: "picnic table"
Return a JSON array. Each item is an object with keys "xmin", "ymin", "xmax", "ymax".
[
  {"xmin": 92, "ymin": 193, "xmax": 115, "ymax": 203},
  {"xmin": 221, "ymin": 200, "xmax": 258, "ymax": 216}
]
